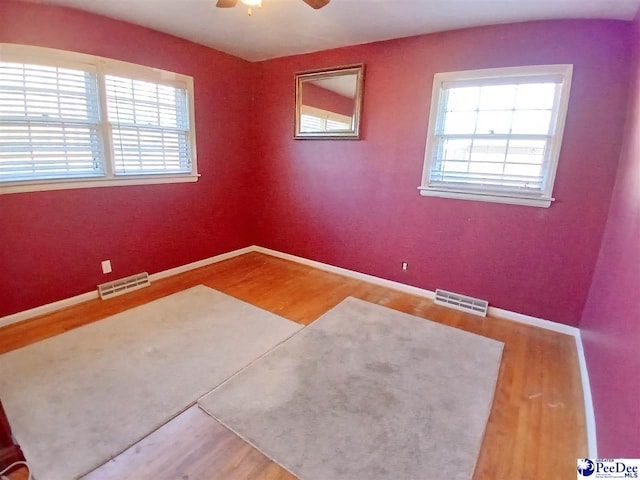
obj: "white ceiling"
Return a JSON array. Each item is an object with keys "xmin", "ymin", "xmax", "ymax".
[
  {"xmin": 33, "ymin": 0, "xmax": 640, "ymax": 61},
  {"xmin": 311, "ymin": 76, "xmax": 357, "ymax": 98}
]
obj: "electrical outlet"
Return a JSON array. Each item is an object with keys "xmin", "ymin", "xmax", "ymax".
[
  {"xmin": 101, "ymin": 260, "xmax": 112, "ymax": 274},
  {"xmin": 401, "ymin": 262, "xmax": 408, "ymax": 271}
]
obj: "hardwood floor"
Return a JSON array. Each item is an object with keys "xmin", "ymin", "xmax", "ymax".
[{"xmin": 0, "ymin": 252, "xmax": 587, "ymax": 480}]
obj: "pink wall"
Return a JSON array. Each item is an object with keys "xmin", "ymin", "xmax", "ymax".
[
  {"xmin": 580, "ymin": 12, "xmax": 640, "ymax": 456},
  {"xmin": 0, "ymin": 0, "xmax": 255, "ymax": 317},
  {"xmin": 302, "ymin": 83, "xmax": 353, "ymax": 117},
  {"xmin": 252, "ymin": 20, "xmax": 632, "ymax": 326},
  {"xmin": 2, "ymin": 1, "xmax": 639, "ymax": 451},
  {"xmin": 2, "ymin": 0, "xmax": 638, "ymax": 452},
  {"xmin": 0, "ymin": 2, "xmax": 635, "ymax": 333}
]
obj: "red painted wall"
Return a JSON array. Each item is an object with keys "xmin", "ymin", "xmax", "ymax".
[
  {"xmin": 580, "ymin": 12, "xmax": 640, "ymax": 456},
  {"xmin": 252, "ymin": 20, "xmax": 632, "ymax": 326},
  {"xmin": 0, "ymin": 0, "xmax": 255, "ymax": 317},
  {"xmin": 302, "ymin": 83, "xmax": 353, "ymax": 117},
  {"xmin": 2, "ymin": 1, "xmax": 638, "ymax": 452},
  {"xmin": 0, "ymin": 2, "xmax": 634, "ymax": 332}
]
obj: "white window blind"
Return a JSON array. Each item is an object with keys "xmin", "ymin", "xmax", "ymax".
[
  {"xmin": 300, "ymin": 113, "xmax": 324, "ymax": 133},
  {"xmin": 299, "ymin": 105, "xmax": 352, "ymax": 133},
  {"xmin": 0, "ymin": 43, "xmax": 198, "ymax": 195},
  {"xmin": 420, "ymin": 65, "xmax": 573, "ymax": 208},
  {"xmin": 106, "ymin": 76, "xmax": 191, "ymax": 175},
  {"xmin": 0, "ymin": 62, "xmax": 102, "ymax": 182},
  {"xmin": 326, "ymin": 118, "xmax": 351, "ymax": 131}
]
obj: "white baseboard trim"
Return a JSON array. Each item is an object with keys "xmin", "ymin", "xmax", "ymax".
[
  {"xmin": 1, "ymin": 243, "xmax": 598, "ymax": 456},
  {"xmin": 253, "ymin": 245, "xmax": 597, "ymax": 456},
  {"xmin": 0, "ymin": 291, "xmax": 99, "ymax": 329},
  {"xmin": 0, "ymin": 245, "xmax": 255, "ymax": 329},
  {"xmin": 575, "ymin": 331, "xmax": 598, "ymax": 457},
  {"xmin": 254, "ymin": 246, "xmax": 580, "ymax": 333},
  {"xmin": 252, "ymin": 246, "xmax": 437, "ymax": 300},
  {"xmin": 487, "ymin": 306, "xmax": 579, "ymax": 336},
  {"xmin": 5, "ymin": 244, "xmax": 579, "ymax": 337},
  {"xmin": 147, "ymin": 245, "xmax": 256, "ymax": 282}
]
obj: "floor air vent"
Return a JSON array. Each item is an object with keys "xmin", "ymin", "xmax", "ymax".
[
  {"xmin": 434, "ymin": 289, "xmax": 489, "ymax": 317},
  {"xmin": 98, "ymin": 272, "xmax": 150, "ymax": 300}
]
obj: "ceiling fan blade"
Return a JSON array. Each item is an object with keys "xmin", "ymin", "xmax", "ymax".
[
  {"xmin": 216, "ymin": 0, "xmax": 238, "ymax": 7},
  {"xmin": 302, "ymin": 0, "xmax": 330, "ymax": 9}
]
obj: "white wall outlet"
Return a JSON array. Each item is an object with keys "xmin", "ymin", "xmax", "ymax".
[
  {"xmin": 401, "ymin": 262, "xmax": 408, "ymax": 271},
  {"xmin": 101, "ymin": 260, "xmax": 112, "ymax": 274}
]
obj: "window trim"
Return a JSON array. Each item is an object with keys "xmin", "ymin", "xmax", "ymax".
[
  {"xmin": 0, "ymin": 43, "xmax": 199, "ymax": 195},
  {"xmin": 418, "ymin": 64, "xmax": 573, "ymax": 208}
]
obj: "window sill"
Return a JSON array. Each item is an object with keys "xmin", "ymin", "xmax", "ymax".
[
  {"xmin": 0, "ymin": 174, "xmax": 199, "ymax": 195},
  {"xmin": 418, "ymin": 186, "xmax": 553, "ymax": 208}
]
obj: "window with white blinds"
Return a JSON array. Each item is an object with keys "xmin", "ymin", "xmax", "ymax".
[
  {"xmin": 0, "ymin": 63, "xmax": 102, "ymax": 182},
  {"xmin": 419, "ymin": 65, "xmax": 573, "ymax": 208},
  {"xmin": 300, "ymin": 113, "xmax": 324, "ymax": 133},
  {"xmin": 0, "ymin": 44, "xmax": 197, "ymax": 194},
  {"xmin": 106, "ymin": 76, "xmax": 191, "ymax": 175},
  {"xmin": 299, "ymin": 105, "xmax": 352, "ymax": 133}
]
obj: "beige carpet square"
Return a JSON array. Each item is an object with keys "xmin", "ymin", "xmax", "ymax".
[
  {"xmin": 199, "ymin": 297, "xmax": 503, "ymax": 480},
  {"xmin": 0, "ymin": 285, "xmax": 302, "ymax": 480}
]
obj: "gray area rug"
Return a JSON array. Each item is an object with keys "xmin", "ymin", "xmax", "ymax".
[
  {"xmin": 199, "ymin": 297, "xmax": 504, "ymax": 480},
  {"xmin": 0, "ymin": 285, "xmax": 302, "ymax": 480}
]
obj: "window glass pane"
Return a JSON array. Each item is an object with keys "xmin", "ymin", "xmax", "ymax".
[
  {"xmin": 468, "ymin": 161, "xmax": 504, "ymax": 175},
  {"xmin": 475, "ymin": 110, "xmax": 512, "ymax": 134},
  {"xmin": 515, "ymin": 83, "xmax": 556, "ymax": 110},
  {"xmin": 442, "ymin": 111, "xmax": 477, "ymax": 134},
  {"xmin": 326, "ymin": 119, "xmax": 350, "ymax": 131},
  {"xmin": 469, "ymin": 139, "xmax": 507, "ymax": 163},
  {"xmin": 511, "ymin": 110, "xmax": 552, "ymax": 135},
  {"xmin": 0, "ymin": 64, "xmax": 99, "ymax": 122},
  {"xmin": 0, "ymin": 47, "xmax": 198, "ymax": 192},
  {"xmin": 478, "ymin": 84, "xmax": 516, "ymax": 110},
  {"xmin": 441, "ymin": 160, "xmax": 469, "ymax": 173},
  {"xmin": 441, "ymin": 138, "xmax": 472, "ymax": 161},
  {"xmin": 505, "ymin": 139, "xmax": 546, "ymax": 165},
  {"xmin": 424, "ymin": 67, "xmax": 570, "ymax": 201},
  {"xmin": 0, "ymin": 125, "xmax": 103, "ymax": 181},
  {"xmin": 300, "ymin": 114, "xmax": 324, "ymax": 132},
  {"xmin": 0, "ymin": 61, "xmax": 103, "ymax": 182},
  {"xmin": 106, "ymin": 75, "xmax": 191, "ymax": 175},
  {"xmin": 503, "ymin": 163, "xmax": 542, "ymax": 178},
  {"xmin": 446, "ymin": 87, "xmax": 479, "ymax": 112},
  {"xmin": 111, "ymin": 127, "xmax": 190, "ymax": 174},
  {"xmin": 106, "ymin": 77, "xmax": 188, "ymax": 130}
]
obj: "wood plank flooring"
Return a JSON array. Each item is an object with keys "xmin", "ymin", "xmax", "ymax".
[{"xmin": 0, "ymin": 251, "xmax": 587, "ymax": 480}]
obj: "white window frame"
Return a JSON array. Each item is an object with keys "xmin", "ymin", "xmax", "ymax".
[
  {"xmin": 419, "ymin": 64, "xmax": 573, "ymax": 208},
  {"xmin": 0, "ymin": 43, "xmax": 198, "ymax": 195}
]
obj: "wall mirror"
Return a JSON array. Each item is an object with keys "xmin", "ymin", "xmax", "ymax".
[{"xmin": 295, "ymin": 64, "xmax": 364, "ymax": 139}]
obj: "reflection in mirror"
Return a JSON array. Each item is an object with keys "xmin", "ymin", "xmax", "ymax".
[{"xmin": 295, "ymin": 65, "xmax": 364, "ymax": 139}]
